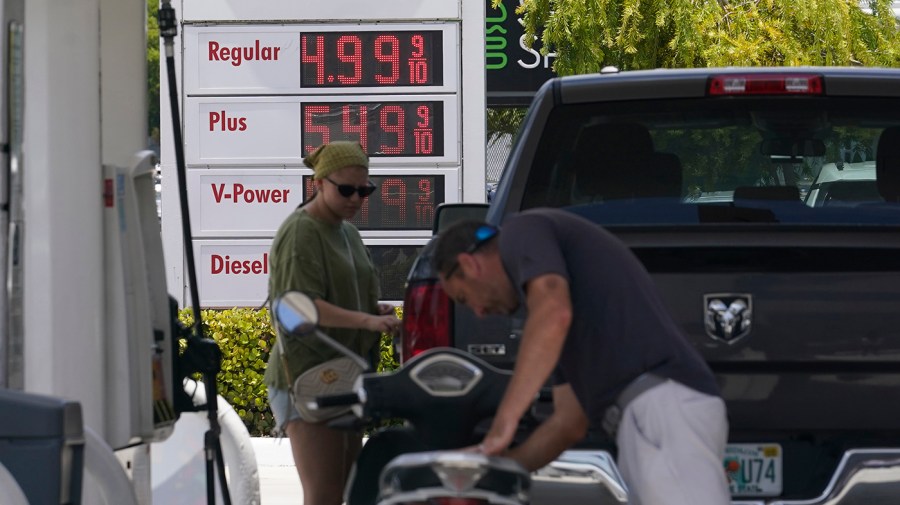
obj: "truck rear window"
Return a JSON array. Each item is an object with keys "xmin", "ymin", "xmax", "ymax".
[{"xmin": 521, "ymin": 97, "xmax": 900, "ymax": 226}]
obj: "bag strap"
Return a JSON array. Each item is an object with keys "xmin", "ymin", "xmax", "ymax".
[
  {"xmin": 340, "ymin": 226, "xmax": 362, "ymax": 312},
  {"xmin": 273, "ymin": 305, "xmax": 298, "ymax": 435},
  {"xmin": 277, "ymin": 333, "xmax": 293, "ymax": 386}
]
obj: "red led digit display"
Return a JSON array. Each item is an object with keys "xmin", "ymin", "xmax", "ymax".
[
  {"xmin": 302, "ymin": 101, "xmax": 444, "ymax": 157},
  {"xmin": 301, "ymin": 31, "xmax": 443, "ymax": 88},
  {"xmin": 303, "ymin": 175, "xmax": 445, "ymax": 230}
]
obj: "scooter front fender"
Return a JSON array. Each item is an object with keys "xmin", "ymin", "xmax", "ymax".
[{"xmin": 531, "ymin": 450, "xmax": 628, "ymax": 505}]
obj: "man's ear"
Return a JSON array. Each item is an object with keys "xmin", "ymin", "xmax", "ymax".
[{"xmin": 457, "ymin": 253, "xmax": 478, "ymax": 277}]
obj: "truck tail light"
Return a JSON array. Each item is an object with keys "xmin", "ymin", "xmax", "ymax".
[
  {"xmin": 708, "ymin": 74, "xmax": 824, "ymax": 96},
  {"xmin": 401, "ymin": 280, "xmax": 451, "ymax": 363}
]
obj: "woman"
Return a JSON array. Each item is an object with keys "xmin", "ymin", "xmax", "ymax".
[{"xmin": 264, "ymin": 141, "xmax": 400, "ymax": 505}]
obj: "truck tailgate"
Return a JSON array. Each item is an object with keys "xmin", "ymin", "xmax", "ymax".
[{"xmin": 657, "ymin": 270, "xmax": 900, "ymax": 431}]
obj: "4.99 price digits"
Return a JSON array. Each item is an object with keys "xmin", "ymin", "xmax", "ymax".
[
  {"xmin": 301, "ymin": 31, "xmax": 442, "ymax": 88},
  {"xmin": 302, "ymin": 102, "xmax": 444, "ymax": 157}
]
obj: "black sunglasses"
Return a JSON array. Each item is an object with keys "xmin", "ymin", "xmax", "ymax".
[
  {"xmin": 444, "ymin": 225, "xmax": 500, "ymax": 278},
  {"xmin": 325, "ymin": 177, "xmax": 377, "ymax": 198}
]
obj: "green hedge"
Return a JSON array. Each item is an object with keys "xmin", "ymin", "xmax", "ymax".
[{"xmin": 178, "ymin": 306, "xmax": 401, "ymax": 436}]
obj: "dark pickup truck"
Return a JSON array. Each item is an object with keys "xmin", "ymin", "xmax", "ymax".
[{"xmin": 401, "ymin": 67, "xmax": 900, "ymax": 504}]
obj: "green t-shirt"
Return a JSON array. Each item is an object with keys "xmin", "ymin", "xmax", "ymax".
[{"xmin": 264, "ymin": 208, "xmax": 381, "ymax": 390}]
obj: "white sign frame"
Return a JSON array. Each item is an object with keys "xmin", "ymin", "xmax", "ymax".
[
  {"xmin": 181, "ymin": 0, "xmax": 461, "ymax": 23},
  {"xmin": 162, "ymin": 0, "xmax": 486, "ymax": 308}
]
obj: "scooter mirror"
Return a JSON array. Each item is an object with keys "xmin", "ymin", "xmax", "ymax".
[{"xmin": 274, "ymin": 291, "xmax": 319, "ymax": 336}]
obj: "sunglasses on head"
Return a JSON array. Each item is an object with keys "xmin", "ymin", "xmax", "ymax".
[
  {"xmin": 325, "ymin": 177, "xmax": 377, "ymax": 198},
  {"xmin": 444, "ymin": 225, "xmax": 500, "ymax": 278}
]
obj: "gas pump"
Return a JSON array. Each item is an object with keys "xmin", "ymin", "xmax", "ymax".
[{"xmin": 103, "ymin": 151, "xmax": 179, "ymax": 448}]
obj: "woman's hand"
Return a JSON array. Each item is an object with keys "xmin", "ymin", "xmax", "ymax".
[
  {"xmin": 377, "ymin": 303, "xmax": 396, "ymax": 315},
  {"xmin": 364, "ymin": 313, "xmax": 401, "ymax": 334}
]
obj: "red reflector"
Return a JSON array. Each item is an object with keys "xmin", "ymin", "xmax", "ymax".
[
  {"xmin": 708, "ymin": 74, "xmax": 823, "ymax": 96},
  {"xmin": 104, "ymin": 178, "xmax": 114, "ymax": 207},
  {"xmin": 401, "ymin": 280, "xmax": 451, "ymax": 363}
]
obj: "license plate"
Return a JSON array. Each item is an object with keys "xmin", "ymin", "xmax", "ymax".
[{"xmin": 724, "ymin": 443, "xmax": 782, "ymax": 496}]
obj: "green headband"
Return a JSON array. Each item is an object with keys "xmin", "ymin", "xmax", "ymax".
[{"xmin": 304, "ymin": 141, "xmax": 369, "ymax": 180}]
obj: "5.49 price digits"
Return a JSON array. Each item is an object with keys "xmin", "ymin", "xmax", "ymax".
[
  {"xmin": 300, "ymin": 31, "xmax": 441, "ymax": 88},
  {"xmin": 302, "ymin": 102, "xmax": 443, "ymax": 157}
]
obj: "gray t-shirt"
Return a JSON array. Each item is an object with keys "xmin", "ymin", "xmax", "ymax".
[{"xmin": 499, "ymin": 208, "xmax": 719, "ymax": 423}]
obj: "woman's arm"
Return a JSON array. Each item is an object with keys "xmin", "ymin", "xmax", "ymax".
[{"xmin": 314, "ymin": 298, "xmax": 400, "ymax": 334}]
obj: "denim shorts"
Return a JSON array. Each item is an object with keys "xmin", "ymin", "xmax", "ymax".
[{"xmin": 267, "ymin": 387, "xmax": 302, "ymax": 432}]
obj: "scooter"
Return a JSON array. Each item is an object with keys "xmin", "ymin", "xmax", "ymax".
[{"xmin": 272, "ymin": 291, "xmax": 628, "ymax": 505}]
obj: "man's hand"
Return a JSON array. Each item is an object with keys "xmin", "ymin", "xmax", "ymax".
[
  {"xmin": 504, "ymin": 384, "xmax": 589, "ymax": 471},
  {"xmin": 478, "ymin": 413, "xmax": 520, "ymax": 456}
]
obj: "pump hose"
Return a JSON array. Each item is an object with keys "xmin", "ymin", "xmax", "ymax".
[{"xmin": 158, "ymin": 2, "xmax": 232, "ymax": 504}]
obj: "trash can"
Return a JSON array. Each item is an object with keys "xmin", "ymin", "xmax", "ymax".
[{"xmin": 0, "ymin": 388, "xmax": 84, "ymax": 504}]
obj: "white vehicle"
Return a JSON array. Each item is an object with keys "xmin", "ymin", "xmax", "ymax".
[{"xmin": 805, "ymin": 160, "xmax": 879, "ymax": 207}]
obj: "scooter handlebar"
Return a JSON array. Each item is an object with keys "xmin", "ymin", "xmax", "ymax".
[{"xmin": 315, "ymin": 392, "xmax": 361, "ymax": 408}]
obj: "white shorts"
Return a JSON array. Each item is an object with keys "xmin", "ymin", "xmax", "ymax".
[
  {"xmin": 615, "ymin": 380, "xmax": 730, "ymax": 505},
  {"xmin": 267, "ymin": 386, "xmax": 302, "ymax": 432}
]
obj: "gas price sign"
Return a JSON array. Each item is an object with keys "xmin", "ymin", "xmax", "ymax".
[
  {"xmin": 172, "ymin": 14, "xmax": 476, "ymax": 308},
  {"xmin": 302, "ymin": 101, "xmax": 443, "ymax": 157},
  {"xmin": 303, "ymin": 175, "xmax": 445, "ymax": 230},
  {"xmin": 301, "ymin": 30, "xmax": 443, "ymax": 88}
]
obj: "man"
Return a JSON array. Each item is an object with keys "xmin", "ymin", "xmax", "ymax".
[{"xmin": 431, "ymin": 207, "xmax": 730, "ymax": 505}]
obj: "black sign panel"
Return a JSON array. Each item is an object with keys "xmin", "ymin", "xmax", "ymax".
[
  {"xmin": 370, "ymin": 245, "xmax": 423, "ymax": 300},
  {"xmin": 486, "ymin": 0, "xmax": 557, "ymax": 105},
  {"xmin": 300, "ymin": 30, "xmax": 443, "ymax": 88},
  {"xmin": 302, "ymin": 101, "xmax": 444, "ymax": 157},
  {"xmin": 303, "ymin": 175, "xmax": 445, "ymax": 231}
]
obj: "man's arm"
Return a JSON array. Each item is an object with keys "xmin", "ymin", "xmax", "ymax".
[
  {"xmin": 506, "ymin": 383, "xmax": 589, "ymax": 471},
  {"xmin": 480, "ymin": 273, "xmax": 573, "ymax": 455}
]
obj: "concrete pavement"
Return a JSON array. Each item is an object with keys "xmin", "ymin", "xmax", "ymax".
[{"xmin": 252, "ymin": 437, "xmax": 302, "ymax": 505}]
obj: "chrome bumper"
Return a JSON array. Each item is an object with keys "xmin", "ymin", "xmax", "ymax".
[
  {"xmin": 733, "ymin": 448, "xmax": 900, "ymax": 505},
  {"xmin": 532, "ymin": 448, "xmax": 900, "ymax": 505}
]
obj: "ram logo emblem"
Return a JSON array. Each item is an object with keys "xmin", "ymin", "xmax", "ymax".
[{"xmin": 704, "ymin": 294, "xmax": 752, "ymax": 344}]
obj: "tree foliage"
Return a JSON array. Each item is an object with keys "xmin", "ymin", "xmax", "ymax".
[
  {"xmin": 502, "ymin": 0, "xmax": 900, "ymax": 75},
  {"xmin": 147, "ymin": 0, "xmax": 160, "ymax": 144},
  {"xmin": 487, "ymin": 108, "xmax": 527, "ymax": 145}
]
